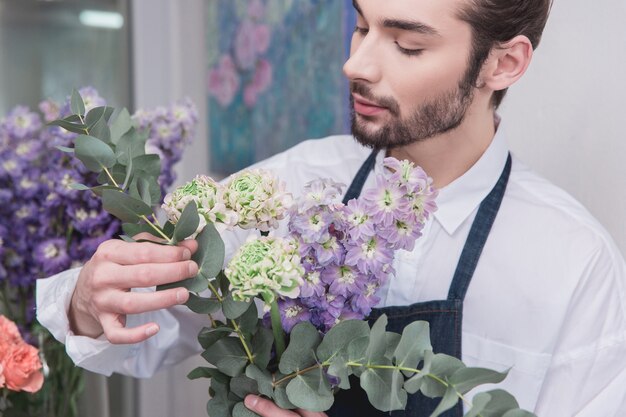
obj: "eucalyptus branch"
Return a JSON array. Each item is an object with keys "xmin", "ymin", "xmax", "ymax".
[
  {"xmin": 206, "ymin": 281, "xmax": 255, "ymax": 364},
  {"xmin": 76, "ymin": 114, "xmax": 89, "ymax": 135}
]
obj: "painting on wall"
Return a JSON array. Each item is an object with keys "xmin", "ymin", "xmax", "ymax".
[{"xmin": 206, "ymin": 0, "xmax": 355, "ymax": 175}]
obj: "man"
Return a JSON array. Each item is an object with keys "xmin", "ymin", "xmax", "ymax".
[{"xmin": 37, "ymin": 0, "xmax": 626, "ymax": 416}]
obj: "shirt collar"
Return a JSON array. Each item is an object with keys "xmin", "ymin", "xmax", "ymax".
[{"xmin": 374, "ymin": 117, "xmax": 510, "ymax": 236}]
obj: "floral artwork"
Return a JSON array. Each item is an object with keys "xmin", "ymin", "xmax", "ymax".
[{"xmin": 206, "ymin": 0, "xmax": 355, "ymax": 174}]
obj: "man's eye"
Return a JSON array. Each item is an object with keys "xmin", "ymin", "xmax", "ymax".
[
  {"xmin": 354, "ymin": 26, "xmax": 369, "ymax": 35},
  {"xmin": 395, "ymin": 42, "xmax": 423, "ymax": 57}
]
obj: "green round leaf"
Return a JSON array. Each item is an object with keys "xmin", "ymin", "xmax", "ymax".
[
  {"xmin": 173, "ymin": 201, "xmax": 200, "ymax": 243},
  {"xmin": 448, "ymin": 367, "xmax": 508, "ymax": 395},
  {"xmin": 75, "ymin": 134, "xmax": 116, "ymax": 172},
  {"xmin": 359, "ymin": 364, "xmax": 407, "ymax": 412},
  {"xmin": 233, "ymin": 402, "xmax": 261, "ymax": 417},
  {"xmin": 279, "ymin": 322, "xmax": 321, "ymax": 374},
  {"xmin": 316, "ymin": 319, "xmax": 370, "ymax": 363},
  {"xmin": 285, "ymin": 369, "xmax": 334, "ymax": 412}
]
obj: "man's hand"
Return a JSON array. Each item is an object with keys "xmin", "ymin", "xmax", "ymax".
[
  {"xmin": 68, "ymin": 233, "xmax": 199, "ymax": 344},
  {"xmin": 244, "ymin": 395, "xmax": 328, "ymax": 417}
]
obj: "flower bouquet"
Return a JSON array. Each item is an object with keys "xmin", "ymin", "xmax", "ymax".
[
  {"xmin": 54, "ymin": 90, "xmax": 536, "ymax": 417},
  {"xmin": 0, "ymin": 87, "xmax": 197, "ymax": 416}
]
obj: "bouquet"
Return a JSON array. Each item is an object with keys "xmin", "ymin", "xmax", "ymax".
[
  {"xmin": 54, "ymin": 90, "xmax": 536, "ymax": 417},
  {"xmin": 0, "ymin": 87, "xmax": 197, "ymax": 416}
]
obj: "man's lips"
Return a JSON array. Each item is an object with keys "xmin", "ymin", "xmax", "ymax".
[{"xmin": 352, "ymin": 93, "xmax": 388, "ymax": 117}]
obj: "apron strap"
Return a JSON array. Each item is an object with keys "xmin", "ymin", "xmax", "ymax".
[
  {"xmin": 447, "ymin": 153, "xmax": 512, "ymax": 301},
  {"xmin": 342, "ymin": 150, "xmax": 379, "ymax": 205}
]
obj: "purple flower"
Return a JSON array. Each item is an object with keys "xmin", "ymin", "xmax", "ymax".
[
  {"xmin": 344, "ymin": 236, "xmax": 394, "ymax": 275},
  {"xmin": 33, "ymin": 238, "xmax": 71, "ymax": 275},
  {"xmin": 277, "ymin": 298, "xmax": 311, "ymax": 333},
  {"xmin": 2, "ymin": 106, "xmax": 42, "ymax": 139},
  {"xmin": 38, "ymin": 99, "xmax": 61, "ymax": 122},
  {"xmin": 362, "ymin": 176, "xmax": 410, "ymax": 227},
  {"xmin": 296, "ymin": 179, "xmax": 345, "ymax": 213},
  {"xmin": 342, "ymin": 199, "xmax": 376, "ymax": 241},
  {"xmin": 321, "ymin": 264, "xmax": 363, "ymax": 298},
  {"xmin": 350, "ymin": 281, "xmax": 382, "ymax": 317}
]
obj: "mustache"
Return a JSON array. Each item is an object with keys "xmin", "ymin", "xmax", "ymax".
[{"xmin": 350, "ymin": 82, "xmax": 400, "ymax": 116}]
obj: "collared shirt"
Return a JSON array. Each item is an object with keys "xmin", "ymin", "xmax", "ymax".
[{"xmin": 37, "ymin": 119, "xmax": 626, "ymax": 416}]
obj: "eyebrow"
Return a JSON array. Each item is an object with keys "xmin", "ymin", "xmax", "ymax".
[{"xmin": 352, "ymin": 0, "xmax": 441, "ymax": 37}]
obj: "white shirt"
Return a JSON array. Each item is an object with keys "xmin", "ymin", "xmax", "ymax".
[{"xmin": 36, "ymin": 120, "xmax": 626, "ymax": 416}]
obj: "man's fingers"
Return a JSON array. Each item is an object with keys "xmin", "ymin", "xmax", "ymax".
[
  {"xmin": 105, "ymin": 288, "xmax": 189, "ymax": 315},
  {"xmin": 243, "ymin": 396, "xmax": 328, "ymax": 417},
  {"xmin": 96, "ymin": 239, "xmax": 194, "ymax": 265},
  {"xmin": 102, "ymin": 261, "xmax": 199, "ymax": 288},
  {"xmin": 100, "ymin": 313, "xmax": 160, "ymax": 345}
]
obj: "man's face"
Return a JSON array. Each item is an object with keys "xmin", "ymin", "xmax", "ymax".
[{"xmin": 344, "ymin": 0, "xmax": 481, "ymax": 149}]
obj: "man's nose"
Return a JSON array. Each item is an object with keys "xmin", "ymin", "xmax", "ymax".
[{"xmin": 343, "ymin": 37, "xmax": 382, "ymax": 84}]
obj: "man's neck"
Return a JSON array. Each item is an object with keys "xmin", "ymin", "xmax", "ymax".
[{"xmin": 388, "ymin": 104, "xmax": 497, "ymax": 189}]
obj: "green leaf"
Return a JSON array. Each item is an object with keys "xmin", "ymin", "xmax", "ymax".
[
  {"xmin": 47, "ymin": 119, "xmax": 87, "ymax": 134},
  {"xmin": 326, "ymin": 353, "xmax": 351, "ymax": 389},
  {"xmin": 163, "ymin": 221, "xmax": 175, "ymax": 239},
  {"xmin": 360, "ymin": 362, "xmax": 407, "ymax": 412},
  {"xmin": 394, "ymin": 320, "xmax": 431, "ymax": 375},
  {"xmin": 69, "ymin": 183, "xmax": 90, "ymax": 191},
  {"xmin": 384, "ymin": 332, "xmax": 401, "ymax": 360},
  {"xmin": 196, "ymin": 223, "xmax": 226, "ymax": 279},
  {"xmin": 464, "ymin": 392, "xmax": 492, "ymax": 417},
  {"xmin": 279, "ymin": 322, "xmax": 321, "ymax": 374},
  {"xmin": 429, "ymin": 385, "xmax": 459, "ymax": 417},
  {"xmin": 121, "ymin": 222, "xmax": 162, "ymax": 239},
  {"xmin": 157, "ymin": 274, "xmax": 208, "ymax": 293},
  {"xmin": 474, "ymin": 390, "xmax": 520, "ymax": 417},
  {"xmin": 185, "ymin": 293, "xmax": 221, "ymax": 314},
  {"xmin": 85, "ymin": 106, "xmax": 114, "ymax": 129},
  {"xmin": 501, "ymin": 410, "xmax": 536, "ymax": 417},
  {"xmin": 238, "ymin": 302, "xmax": 259, "ymax": 335},
  {"xmin": 316, "ymin": 319, "xmax": 370, "ymax": 362},
  {"xmin": 245, "ymin": 365, "xmax": 274, "ymax": 398},
  {"xmin": 187, "ymin": 366, "xmax": 227, "ymax": 380},
  {"xmin": 421, "ymin": 353, "xmax": 466, "ymax": 398},
  {"xmin": 206, "ymin": 394, "xmax": 237, "ymax": 417},
  {"xmin": 70, "ymin": 89, "xmax": 85, "ymax": 115},
  {"xmin": 198, "ymin": 326, "xmax": 234, "ymax": 350},
  {"xmin": 230, "ymin": 375, "xmax": 259, "ymax": 399},
  {"xmin": 120, "ymin": 235, "xmax": 135, "ymax": 243},
  {"xmin": 233, "ymin": 402, "xmax": 261, "ymax": 417},
  {"xmin": 251, "ymin": 327, "xmax": 273, "ymax": 369},
  {"xmin": 116, "ymin": 127, "xmax": 146, "ymax": 165},
  {"xmin": 89, "ymin": 113, "xmax": 111, "ymax": 143},
  {"xmin": 129, "ymin": 170, "xmax": 160, "ymax": 206},
  {"xmin": 365, "ymin": 315, "xmax": 388, "ymax": 362},
  {"xmin": 202, "ymin": 337, "xmax": 249, "ymax": 377},
  {"xmin": 132, "ymin": 154, "xmax": 161, "ymax": 177},
  {"xmin": 273, "ymin": 381, "xmax": 296, "ymax": 410},
  {"xmin": 74, "ymin": 134, "xmax": 116, "ymax": 173},
  {"xmin": 448, "ymin": 367, "xmax": 508, "ymax": 395},
  {"xmin": 55, "ymin": 145, "xmax": 74, "ymax": 153},
  {"xmin": 285, "ymin": 367, "xmax": 334, "ymax": 412},
  {"xmin": 102, "ymin": 189, "xmax": 152, "ymax": 223},
  {"xmin": 110, "ymin": 108, "xmax": 133, "ymax": 144},
  {"xmin": 223, "ymin": 294, "xmax": 252, "ymax": 320},
  {"xmin": 347, "ymin": 335, "xmax": 369, "ymax": 362},
  {"xmin": 403, "ymin": 350, "xmax": 434, "ymax": 394},
  {"xmin": 97, "ymin": 164, "xmax": 127, "ymax": 185},
  {"xmin": 173, "ymin": 201, "xmax": 200, "ymax": 243}
]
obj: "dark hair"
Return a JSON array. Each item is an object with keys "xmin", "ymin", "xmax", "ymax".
[{"xmin": 457, "ymin": 0, "xmax": 554, "ymax": 108}]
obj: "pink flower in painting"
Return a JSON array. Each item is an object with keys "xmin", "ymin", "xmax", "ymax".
[
  {"xmin": 248, "ymin": 0, "xmax": 265, "ymax": 20},
  {"xmin": 208, "ymin": 55, "xmax": 241, "ymax": 108},
  {"xmin": 243, "ymin": 60, "xmax": 273, "ymax": 108},
  {"xmin": 235, "ymin": 20, "xmax": 259, "ymax": 70},
  {"xmin": 255, "ymin": 24, "xmax": 271, "ymax": 54}
]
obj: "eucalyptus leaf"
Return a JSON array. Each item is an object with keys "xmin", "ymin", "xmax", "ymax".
[
  {"xmin": 429, "ymin": 385, "xmax": 459, "ymax": 417},
  {"xmin": 403, "ymin": 350, "xmax": 434, "ymax": 394},
  {"xmin": 70, "ymin": 89, "xmax": 85, "ymax": 116},
  {"xmin": 198, "ymin": 326, "xmax": 234, "ymax": 350},
  {"xmin": 74, "ymin": 134, "xmax": 116, "ymax": 173},
  {"xmin": 85, "ymin": 106, "xmax": 114, "ymax": 129},
  {"xmin": 119, "ymin": 235, "xmax": 135, "ymax": 243},
  {"xmin": 448, "ymin": 367, "xmax": 508, "ymax": 395},
  {"xmin": 121, "ymin": 222, "xmax": 162, "ymax": 239},
  {"xmin": 133, "ymin": 170, "xmax": 161, "ymax": 206},
  {"xmin": 132, "ymin": 154, "xmax": 161, "ymax": 177},
  {"xmin": 464, "ymin": 392, "xmax": 491, "ymax": 417},
  {"xmin": 90, "ymin": 185, "xmax": 121, "ymax": 197},
  {"xmin": 187, "ymin": 366, "xmax": 227, "ymax": 381},
  {"xmin": 102, "ymin": 189, "xmax": 152, "ymax": 223},
  {"xmin": 384, "ymin": 332, "xmax": 401, "ymax": 360},
  {"xmin": 394, "ymin": 320, "xmax": 431, "ymax": 374},
  {"xmin": 360, "ymin": 362, "xmax": 407, "ymax": 412},
  {"xmin": 474, "ymin": 389, "xmax": 520, "ymax": 417},
  {"xmin": 251, "ymin": 327, "xmax": 273, "ymax": 369},
  {"xmin": 365, "ymin": 315, "xmax": 388, "ymax": 362},
  {"xmin": 316, "ymin": 320, "xmax": 370, "ymax": 362},
  {"xmin": 157, "ymin": 274, "xmax": 208, "ymax": 293},
  {"xmin": 173, "ymin": 201, "xmax": 200, "ymax": 243},
  {"xmin": 201, "ymin": 337, "xmax": 249, "ymax": 377},
  {"xmin": 110, "ymin": 108, "xmax": 132, "ymax": 143},
  {"xmin": 89, "ymin": 114, "xmax": 111, "ymax": 143},
  {"xmin": 274, "ymin": 382, "xmax": 296, "ymax": 410},
  {"xmin": 55, "ymin": 145, "xmax": 74, "ymax": 153},
  {"xmin": 230, "ymin": 375, "xmax": 259, "ymax": 399},
  {"xmin": 116, "ymin": 127, "xmax": 146, "ymax": 165},
  {"xmin": 233, "ymin": 402, "xmax": 261, "ymax": 417},
  {"xmin": 326, "ymin": 353, "xmax": 351, "ymax": 389},
  {"xmin": 279, "ymin": 322, "xmax": 321, "ymax": 374},
  {"xmin": 194, "ymin": 223, "xmax": 226, "ymax": 279},
  {"xmin": 47, "ymin": 119, "xmax": 87, "ymax": 134},
  {"xmin": 421, "ymin": 353, "xmax": 466, "ymax": 398},
  {"xmin": 285, "ymin": 368, "xmax": 334, "ymax": 412},
  {"xmin": 69, "ymin": 183, "xmax": 90, "ymax": 191},
  {"xmin": 501, "ymin": 410, "xmax": 536, "ymax": 417},
  {"xmin": 206, "ymin": 394, "xmax": 237, "ymax": 417},
  {"xmin": 347, "ymin": 335, "xmax": 369, "ymax": 362},
  {"xmin": 245, "ymin": 365, "xmax": 274, "ymax": 398},
  {"xmin": 163, "ymin": 221, "xmax": 175, "ymax": 239},
  {"xmin": 97, "ymin": 164, "xmax": 127, "ymax": 185},
  {"xmin": 237, "ymin": 302, "xmax": 259, "ymax": 335},
  {"xmin": 223, "ymin": 294, "xmax": 252, "ymax": 320},
  {"xmin": 185, "ymin": 293, "xmax": 221, "ymax": 314}
]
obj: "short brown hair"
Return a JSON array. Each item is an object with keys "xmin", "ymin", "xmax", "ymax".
[{"xmin": 457, "ymin": 0, "xmax": 554, "ymax": 108}]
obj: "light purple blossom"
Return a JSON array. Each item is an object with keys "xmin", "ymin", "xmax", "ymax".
[{"xmin": 277, "ymin": 298, "xmax": 311, "ymax": 333}]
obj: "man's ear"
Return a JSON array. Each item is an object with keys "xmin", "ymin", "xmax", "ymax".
[{"xmin": 481, "ymin": 35, "xmax": 534, "ymax": 92}]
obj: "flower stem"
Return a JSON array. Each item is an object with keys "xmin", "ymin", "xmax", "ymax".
[{"xmin": 269, "ymin": 298, "xmax": 286, "ymax": 360}]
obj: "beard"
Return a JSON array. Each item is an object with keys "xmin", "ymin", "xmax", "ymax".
[{"xmin": 350, "ymin": 63, "xmax": 478, "ymax": 150}]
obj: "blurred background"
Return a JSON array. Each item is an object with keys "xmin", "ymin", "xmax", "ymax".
[{"xmin": 0, "ymin": 0, "xmax": 624, "ymax": 416}]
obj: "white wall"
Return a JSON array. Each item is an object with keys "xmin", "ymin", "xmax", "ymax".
[{"xmin": 130, "ymin": 1, "xmax": 626, "ymax": 416}]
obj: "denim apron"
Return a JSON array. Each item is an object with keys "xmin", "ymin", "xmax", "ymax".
[{"xmin": 328, "ymin": 150, "xmax": 512, "ymax": 417}]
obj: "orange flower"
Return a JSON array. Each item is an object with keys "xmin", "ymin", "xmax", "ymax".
[
  {"xmin": 0, "ymin": 315, "xmax": 22, "ymax": 345},
  {"xmin": 1, "ymin": 342, "xmax": 44, "ymax": 393}
]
